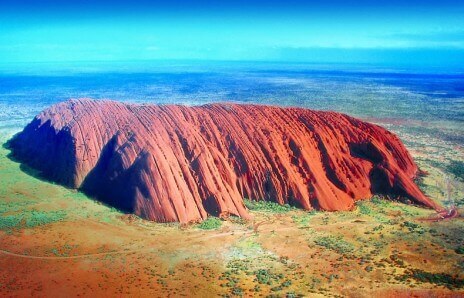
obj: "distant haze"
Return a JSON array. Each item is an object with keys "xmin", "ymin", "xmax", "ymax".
[{"xmin": 1, "ymin": 0, "xmax": 463, "ymax": 67}]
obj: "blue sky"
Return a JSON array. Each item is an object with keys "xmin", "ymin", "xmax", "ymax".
[{"xmin": 1, "ymin": 0, "xmax": 463, "ymax": 66}]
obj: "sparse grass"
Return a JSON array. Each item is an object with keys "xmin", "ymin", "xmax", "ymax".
[
  {"xmin": 244, "ymin": 199, "xmax": 296, "ymax": 213},
  {"xmin": 236, "ymin": 237, "xmax": 262, "ymax": 250},
  {"xmin": 25, "ymin": 210, "xmax": 66, "ymax": 228},
  {"xmin": 357, "ymin": 202, "xmax": 374, "ymax": 216},
  {"xmin": 356, "ymin": 195, "xmax": 421, "ymax": 222},
  {"xmin": 356, "ymin": 199, "xmax": 390, "ymax": 223},
  {"xmin": 356, "ymin": 196, "xmax": 388, "ymax": 216},
  {"xmin": 419, "ymin": 158, "xmax": 446, "ymax": 172},
  {"xmin": 196, "ymin": 217, "xmax": 222, "ymax": 230},
  {"xmin": 291, "ymin": 211, "xmax": 316, "ymax": 226},
  {"xmin": 371, "ymin": 196, "xmax": 390, "ymax": 207},
  {"xmin": 0, "ymin": 201, "xmax": 34, "ymax": 214},
  {"xmin": 314, "ymin": 235, "xmax": 355, "ymax": 255},
  {"xmin": 230, "ymin": 215, "xmax": 247, "ymax": 224}
]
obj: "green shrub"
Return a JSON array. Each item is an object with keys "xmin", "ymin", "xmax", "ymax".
[
  {"xmin": 281, "ymin": 280, "xmax": 292, "ymax": 287},
  {"xmin": 365, "ymin": 266, "xmax": 374, "ymax": 272},
  {"xmin": 254, "ymin": 269, "xmax": 283, "ymax": 285},
  {"xmin": 196, "ymin": 217, "xmax": 222, "ymax": 230},
  {"xmin": 231, "ymin": 286, "xmax": 243, "ymax": 296},
  {"xmin": 244, "ymin": 199, "xmax": 296, "ymax": 213},
  {"xmin": 255, "ymin": 269, "xmax": 272, "ymax": 284}
]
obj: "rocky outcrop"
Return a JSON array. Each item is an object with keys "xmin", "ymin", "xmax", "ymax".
[{"xmin": 8, "ymin": 99, "xmax": 440, "ymax": 222}]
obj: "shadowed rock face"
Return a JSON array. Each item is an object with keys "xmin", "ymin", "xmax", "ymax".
[{"xmin": 8, "ymin": 99, "xmax": 440, "ymax": 222}]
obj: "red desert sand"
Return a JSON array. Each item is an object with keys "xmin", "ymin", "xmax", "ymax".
[{"xmin": 8, "ymin": 99, "xmax": 441, "ymax": 223}]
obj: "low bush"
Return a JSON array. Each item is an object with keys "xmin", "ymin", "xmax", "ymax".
[
  {"xmin": 254, "ymin": 269, "xmax": 283, "ymax": 285},
  {"xmin": 244, "ymin": 199, "xmax": 296, "ymax": 213},
  {"xmin": 196, "ymin": 217, "xmax": 222, "ymax": 230}
]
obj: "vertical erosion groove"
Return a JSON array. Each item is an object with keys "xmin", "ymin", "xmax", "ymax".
[{"xmin": 8, "ymin": 99, "xmax": 441, "ymax": 223}]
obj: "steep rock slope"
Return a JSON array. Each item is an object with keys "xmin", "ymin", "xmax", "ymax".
[{"xmin": 8, "ymin": 99, "xmax": 440, "ymax": 222}]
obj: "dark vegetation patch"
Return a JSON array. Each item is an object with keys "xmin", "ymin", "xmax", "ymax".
[
  {"xmin": 455, "ymin": 247, "xmax": 464, "ymax": 254},
  {"xmin": 398, "ymin": 269, "xmax": 464, "ymax": 289},
  {"xmin": 402, "ymin": 221, "xmax": 426, "ymax": 234},
  {"xmin": 448, "ymin": 160, "xmax": 464, "ymax": 181}
]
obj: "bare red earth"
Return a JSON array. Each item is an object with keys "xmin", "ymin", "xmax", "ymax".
[{"xmin": 8, "ymin": 99, "xmax": 440, "ymax": 223}]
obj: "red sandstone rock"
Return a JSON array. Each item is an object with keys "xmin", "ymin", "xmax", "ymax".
[{"xmin": 8, "ymin": 99, "xmax": 441, "ymax": 222}]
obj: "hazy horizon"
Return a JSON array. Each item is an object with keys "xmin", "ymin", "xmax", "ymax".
[{"xmin": 1, "ymin": 0, "xmax": 463, "ymax": 67}]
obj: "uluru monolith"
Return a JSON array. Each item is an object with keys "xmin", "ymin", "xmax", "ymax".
[{"xmin": 8, "ymin": 99, "xmax": 440, "ymax": 222}]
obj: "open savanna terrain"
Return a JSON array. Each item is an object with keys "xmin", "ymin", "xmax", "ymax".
[{"xmin": 0, "ymin": 121, "xmax": 463, "ymax": 297}]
